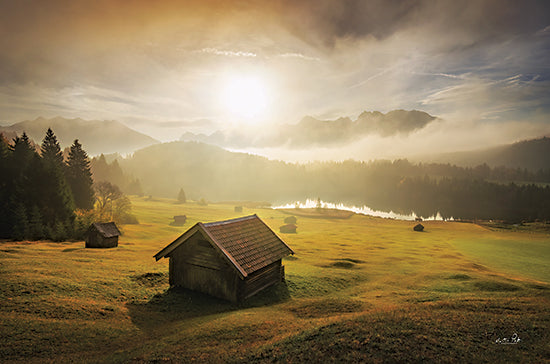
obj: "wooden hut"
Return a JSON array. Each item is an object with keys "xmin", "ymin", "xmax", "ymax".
[
  {"xmin": 171, "ymin": 215, "xmax": 187, "ymax": 226},
  {"xmin": 154, "ymin": 214, "xmax": 294, "ymax": 302},
  {"xmin": 279, "ymin": 224, "xmax": 297, "ymax": 234},
  {"xmin": 234, "ymin": 206, "xmax": 243, "ymax": 213},
  {"xmin": 413, "ymin": 223, "xmax": 424, "ymax": 232},
  {"xmin": 86, "ymin": 222, "xmax": 121, "ymax": 248}
]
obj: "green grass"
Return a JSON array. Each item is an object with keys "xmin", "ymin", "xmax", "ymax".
[
  {"xmin": 0, "ymin": 196, "xmax": 549, "ymax": 363},
  {"xmin": 451, "ymin": 234, "xmax": 550, "ymax": 283}
]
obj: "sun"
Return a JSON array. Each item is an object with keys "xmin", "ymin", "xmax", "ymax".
[{"xmin": 219, "ymin": 73, "xmax": 270, "ymax": 120}]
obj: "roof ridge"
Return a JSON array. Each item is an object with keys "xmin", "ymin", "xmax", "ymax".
[{"xmin": 202, "ymin": 214, "xmax": 258, "ymax": 227}]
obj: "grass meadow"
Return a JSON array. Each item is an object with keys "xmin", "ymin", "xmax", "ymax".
[{"xmin": 1, "ymin": 197, "xmax": 549, "ymax": 363}]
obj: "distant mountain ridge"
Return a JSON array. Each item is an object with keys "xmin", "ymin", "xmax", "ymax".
[
  {"xmin": 0, "ymin": 117, "xmax": 159, "ymax": 155},
  {"xmin": 422, "ymin": 137, "xmax": 550, "ymax": 171},
  {"xmin": 180, "ymin": 109, "xmax": 437, "ymax": 148}
]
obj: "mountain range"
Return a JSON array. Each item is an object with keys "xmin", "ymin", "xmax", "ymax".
[
  {"xmin": 0, "ymin": 117, "xmax": 158, "ymax": 155},
  {"xmin": 181, "ymin": 109, "xmax": 438, "ymax": 148},
  {"xmin": 1, "ymin": 116, "xmax": 548, "ymax": 171}
]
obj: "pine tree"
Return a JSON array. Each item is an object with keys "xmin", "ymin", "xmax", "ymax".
[
  {"xmin": 0, "ymin": 134, "xmax": 11, "ymax": 237},
  {"xmin": 51, "ymin": 221, "xmax": 68, "ymax": 242},
  {"xmin": 7, "ymin": 133, "xmax": 40, "ymax": 239},
  {"xmin": 12, "ymin": 203, "xmax": 29, "ymax": 241},
  {"xmin": 39, "ymin": 129, "xmax": 75, "ymax": 230},
  {"xmin": 177, "ymin": 188, "xmax": 187, "ymax": 203},
  {"xmin": 28, "ymin": 205, "xmax": 45, "ymax": 240},
  {"xmin": 40, "ymin": 128, "xmax": 64, "ymax": 167},
  {"xmin": 66, "ymin": 139, "xmax": 95, "ymax": 210}
]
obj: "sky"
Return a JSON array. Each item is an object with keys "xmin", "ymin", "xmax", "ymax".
[{"xmin": 1, "ymin": 0, "xmax": 550, "ymax": 161}]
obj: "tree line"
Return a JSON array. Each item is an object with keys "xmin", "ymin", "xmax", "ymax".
[
  {"xmin": 0, "ymin": 129, "xmax": 136, "ymax": 241},
  {"xmin": 116, "ymin": 141, "xmax": 550, "ymax": 222}
]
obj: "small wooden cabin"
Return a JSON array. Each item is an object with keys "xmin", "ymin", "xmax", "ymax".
[
  {"xmin": 171, "ymin": 215, "xmax": 187, "ymax": 226},
  {"xmin": 86, "ymin": 222, "xmax": 121, "ymax": 248},
  {"xmin": 154, "ymin": 214, "xmax": 294, "ymax": 302},
  {"xmin": 279, "ymin": 224, "xmax": 297, "ymax": 234},
  {"xmin": 413, "ymin": 223, "xmax": 424, "ymax": 232}
]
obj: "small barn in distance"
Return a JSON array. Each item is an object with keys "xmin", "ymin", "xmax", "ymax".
[
  {"xmin": 413, "ymin": 223, "xmax": 425, "ymax": 232},
  {"xmin": 279, "ymin": 224, "xmax": 297, "ymax": 234},
  {"xmin": 86, "ymin": 222, "xmax": 121, "ymax": 248},
  {"xmin": 170, "ymin": 215, "xmax": 187, "ymax": 226},
  {"xmin": 154, "ymin": 214, "xmax": 294, "ymax": 302}
]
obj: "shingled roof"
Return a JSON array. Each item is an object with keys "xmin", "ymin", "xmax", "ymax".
[
  {"xmin": 90, "ymin": 222, "xmax": 121, "ymax": 238},
  {"xmin": 154, "ymin": 215, "xmax": 294, "ymax": 278}
]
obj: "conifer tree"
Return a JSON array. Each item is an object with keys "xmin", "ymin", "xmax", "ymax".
[
  {"xmin": 6, "ymin": 133, "xmax": 40, "ymax": 239},
  {"xmin": 39, "ymin": 129, "xmax": 75, "ymax": 230},
  {"xmin": 66, "ymin": 139, "xmax": 95, "ymax": 210},
  {"xmin": 11, "ymin": 203, "xmax": 29, "ymax": 241},
  {"xmin": 28, "ymin": 205, "xmax": 45, "ymax": 240},
  {"xmin": 0, "ymin": 134, "xmax": 11, "ymax": 237},
  {"xmin": 40, "ymin": 128, "xmax": 64, "ymax": 167},
  {"xmin": 177, "ymin": 188, "xmax": 187, "ymax": 203}
]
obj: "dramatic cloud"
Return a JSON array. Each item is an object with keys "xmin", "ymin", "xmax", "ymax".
[{"xmin": 0, "ymin": 0, "xmax": 549, "ymax": 159}]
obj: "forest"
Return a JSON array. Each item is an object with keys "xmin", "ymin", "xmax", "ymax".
[
  {"xmin": 1, "ymin": 132, "xmax": 549, "ymax": 243},
  {"xmin": 111, "ymin": 141, "xmax": 550, "ymax": 222},
  {"xmin": 0, "ymin": 130, "xmax": 135, "ymax": 241}
]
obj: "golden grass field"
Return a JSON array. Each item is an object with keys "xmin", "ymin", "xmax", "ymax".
[{"xmin": 1, "ymin": 197, "xmax": 549, "ymax": 363}]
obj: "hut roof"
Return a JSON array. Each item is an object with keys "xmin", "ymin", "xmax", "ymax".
[
  {"xmin": 154, "ymin": 214, "xmax": 294, "ymax": 278},
  {"xmin": 90, "ymin": 222, "xmax": 121, "ymax": 238}
]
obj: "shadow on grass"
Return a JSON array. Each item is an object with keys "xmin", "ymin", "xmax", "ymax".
[
  {"xmin": 62, "ymin": 247, "xmax": 85, "ymax": 252},
  {"xmin": 126, "ymin": 281, "xmax": 290, "ymax": 334}
]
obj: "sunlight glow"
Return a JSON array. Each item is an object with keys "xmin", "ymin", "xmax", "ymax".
[{"xmin": 219, "ymin": 73, "xmax": 270, "ymax": 120}]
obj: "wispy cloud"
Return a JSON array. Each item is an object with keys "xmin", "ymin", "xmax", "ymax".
[
  {"xmin": 278, "ymin": 53, "xmax": 321, "ymax": 62},
  {"xmin": 196, "ymin": 48, "xmax": 257, "ymax": 57}
]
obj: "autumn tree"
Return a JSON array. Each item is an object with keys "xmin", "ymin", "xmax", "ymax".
[
  {"xmin": 94, "ymin": 181, "xmax": 123, "ymax": 220},
  {"xmin": 94, "ymin": 181, "xmax": 137, "ymax": 224}
]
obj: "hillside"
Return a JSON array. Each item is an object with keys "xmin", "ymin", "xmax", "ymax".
[
  {"xmin": 120, "ymin": 141, "xmax": 303, "ymax": 202},
  {"xmin": 0, "ymin": 199, "xmax": 548, "ymax": 362},
  {"xmin": 117, "ymin": 140, "xmax": 550, "ymax": 221},
  {"xmin": 422, "ymin": 137, "xmax": 550, "ymax": 171},
  {"xmin": 0, "ymin": 116, "xmax": 159, "ymax": 155}
]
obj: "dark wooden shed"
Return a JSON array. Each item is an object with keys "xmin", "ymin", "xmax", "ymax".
[
  {"xmin": 413, "ymin": 223, "xmax": 425, "ymax": 232},
  {"xmin": 171, "ymin": 215, "xmax": 187, "ymax": 226},
  {"xmin": 86, "ymin": 222, "xmax": 121, "ymax": 248},
  {"xmin": 279, "ymin": 224, "xmax": 297, "ymax": 234},
  {"xmin": 154, "ymin": 214, "xmax": 294, "ymax": 302}
]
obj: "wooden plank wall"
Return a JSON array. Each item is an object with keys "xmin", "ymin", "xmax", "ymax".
[
  {"xmin": 169, "ymin": 232, "xmax": 240, "ymax": 302},
  {"xmin": 241, "ymin": 260, "xmax": 282, "ymax": 300}
]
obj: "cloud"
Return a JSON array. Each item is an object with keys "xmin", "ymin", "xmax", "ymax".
[
  {"xmin": 196, "ymin": 48, "xmax": 257, "ymax": 57},
  {"xmin": 1, "ymin": 0, "xmax": 549, "ymax": 154},
  {"xmin": 277, "ymin": 53, "xmax": 321, "ymax": 62}
]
